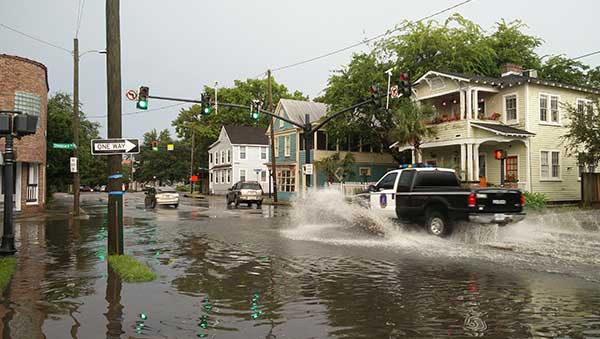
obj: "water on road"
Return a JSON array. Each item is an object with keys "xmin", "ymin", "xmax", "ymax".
[{"xmin": 1, "ymin": 190, "xmax": 599, "ymax": 338}]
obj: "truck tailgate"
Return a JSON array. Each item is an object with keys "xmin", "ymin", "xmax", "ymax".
[{"xmin": 473, "ymin": 189, "xmax": 522, "ymax": 213}]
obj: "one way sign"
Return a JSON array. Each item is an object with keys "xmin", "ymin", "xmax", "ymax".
[{"xmin": 91, "ymin": 138, "xmax": 140, "ymax": 155}]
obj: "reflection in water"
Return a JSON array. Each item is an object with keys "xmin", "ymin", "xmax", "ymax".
[{"xmin": 104, "ymin": 266, "xmax": 123, "ymax": 339}]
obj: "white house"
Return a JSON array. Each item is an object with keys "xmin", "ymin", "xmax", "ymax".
[{"xmin": 208, "ymin": 125, "xmax": 271, "ymax": 195}]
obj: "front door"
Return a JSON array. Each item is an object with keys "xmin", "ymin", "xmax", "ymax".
[
  {"xmin": 505, "ymin": 156, "xmax": 518, "ymax": 183},
  {"xmin": 370, "ymin": 171, "xmax": 399, "ymax": 218}
]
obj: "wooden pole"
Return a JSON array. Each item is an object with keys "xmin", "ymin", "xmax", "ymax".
[
  {"xmin": 268, "ymin": 70, "xmax": 278, "ymax": 202},
  {"xmin": 73, "ymin": 38, "xmax": 80, "ymax": 216}
]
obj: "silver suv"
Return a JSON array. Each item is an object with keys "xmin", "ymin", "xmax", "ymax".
[{"xmin": 226, "ymin": 181, "xmax": 263, "ymax": 208}]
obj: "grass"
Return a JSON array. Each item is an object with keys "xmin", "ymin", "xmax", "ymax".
[
  {"xmin": 107, "ymin": 255, "xmax": 156, "ymax": 283},
  {"xmin": 0, "ymin": 257, "xmax": 17, "ymax": 292}
]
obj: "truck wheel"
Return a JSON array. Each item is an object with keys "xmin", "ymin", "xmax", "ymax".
[
  {"xmin": 425, "ymin": 208, "xmax": 451, "ymax": 237},
  {"xmin": 234, "ymin": 197, "xmax": 240, "ymax": 208}
]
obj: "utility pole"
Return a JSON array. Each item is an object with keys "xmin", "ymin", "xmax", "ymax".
[
  {"xmin": 190, "ymin": 129, "xmax": 195, "ymax": 194},
  {"xmin": 267, "ymin": 70, "xmax": 278, "ymax": 202},
  {"xmin": 304, "ymin": 114, "xmax": 312, "ymax": 188},
  {"xmin": 73, "ymin": 38, "xmax": 80, "ymax": 216},
  {"xmin": 106, "ymin": 0, "xmax": 124, "ymax": 255}
]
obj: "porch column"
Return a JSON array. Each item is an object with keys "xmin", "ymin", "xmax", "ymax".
[
  {"xmin": 460, "ymin": 144, "xmax": 467, "ymax": 181},
  {"xmin": 473, "ymin": 143, "xmax": 480, "ymax": 180},
  {"xmin": 459, "ymin": 90, "xmax": 466, "ymax": 119},
  {"xmin": 465, "ymin": 88, "xmax": 472, "ymax": 121},
  {"xmin": 472, "ymin": 89, "xmax": 479, "ymax": 120},
  {"xmin": 466, "ymin": 143, "xmax": 474, "ymax": 182}
]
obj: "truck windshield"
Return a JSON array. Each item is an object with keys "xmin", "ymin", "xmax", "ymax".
[{"xmin": 414, "ymin": 171, "xmax": 459, "ymax": 187}]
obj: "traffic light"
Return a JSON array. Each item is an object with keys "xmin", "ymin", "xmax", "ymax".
[
  {"xmin": 493, "ymin": 149, "xmax": 506, "ymax": 160},
  {"xmin": 399, "ymin": 72, "xmax": 411, "ymax": 97},
  {"xmin": 251, "ymin": 99, "xmax": 261, "ymax": 120},
  {"xmin": 369, "ymin": 84, "xmax": 382, "ymax": 107},
  {"xmin": 201, "ymin": 93, "xmax": 212, "ymax": 115},
  {"xmin": 137, "ymin": 86, "xmax": 149, "ymax": 110}
]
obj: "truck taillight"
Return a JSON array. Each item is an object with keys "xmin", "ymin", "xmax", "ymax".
[
  {"xmin": 520, "ymin": 193, "xmax": 525, "ymax": 206},
  {"xmin": 468, "ymin": 193, "xmax": 476, "ymax": 208}
]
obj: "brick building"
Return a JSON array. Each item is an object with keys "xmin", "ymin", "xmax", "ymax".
[{"xmin": 0, "ymin": 54, "xmax": 48, "ymax": 212}]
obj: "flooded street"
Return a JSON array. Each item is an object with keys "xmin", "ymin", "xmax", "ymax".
[{"xmin": 1, "ymin": 191, "xmax": 600, "ymax": 338}]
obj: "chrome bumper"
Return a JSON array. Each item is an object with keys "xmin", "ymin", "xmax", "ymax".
[
  {"xmin": 469, "ymin": 213, "xmax": 525, "ymax": 224},
  {"xmin": 239, "ymin": 195, "xmax": 262, "ymax": 202},
  {"xmin": 156, "ymin": 198, "xmax": 179, "ymax": 205}
]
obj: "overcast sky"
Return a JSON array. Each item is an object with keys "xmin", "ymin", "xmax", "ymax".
[{"xmin": 2, "ymin": 0, "xmax": 599, "ymax": 140}]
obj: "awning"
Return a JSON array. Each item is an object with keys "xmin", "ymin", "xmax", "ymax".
[{"xmin": 471, "ymin": 122, "xmax": 535, "ymax": 137}]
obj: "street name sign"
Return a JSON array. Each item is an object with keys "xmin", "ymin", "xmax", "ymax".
[
  {"xmin": 52, "ymin": 143, "xmax": 77, "ymax": 149},
  {"xmin": 91, "ymin": 138, "xmax": 140, "ymax": 155}
]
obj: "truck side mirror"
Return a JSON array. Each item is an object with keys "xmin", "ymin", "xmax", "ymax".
[{"xmin": 367, "ymin": 184, "xmax": 377, "ymax": 192}]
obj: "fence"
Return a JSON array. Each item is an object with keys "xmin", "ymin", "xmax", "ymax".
[
  {"xmin": 582, "ymin": 173, "xmax": 600, "ymax": 205},
  {"xmin": 328, "ymin": 182, "xmax": 375, "ymax": 196}
]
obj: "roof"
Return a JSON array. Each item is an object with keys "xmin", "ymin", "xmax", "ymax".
[
  {"xmin": 416, "ymin": 70, "xmax": 600, "ymax": 95},
  {"xmin": 279, "ymin": 99, "xmax": 329, "ymax": 126},
  {"xmin": 0, "ymin": 54, "xmax": 49, "ymax": 92},
  {"xmin": 223, "ymin": 125, "xmax": 269, "ymax": 145},
  {"xmin": 471, "ymin": 122, "xmax": 535, "ymax": 137}
]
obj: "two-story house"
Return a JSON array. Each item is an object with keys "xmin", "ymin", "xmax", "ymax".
[
  {"xmin": 392, "ymin": 64, "xmax": 599, "ymax": 202},
  {"xmin": 268, "ymin": 99, "xmax": 397, "ymax": 200},
  {"xmin": 208, "ymin": 125, "xmax": 271, "ymax": 195}
]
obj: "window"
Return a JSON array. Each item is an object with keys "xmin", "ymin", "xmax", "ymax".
[
  {"xmin": 397, "ymin": 170, "xmax": 416, "ymax": 192},
  {"xmin": 14, "ymin": 92, "xmax": 41, "ymax": 128},
  {"xmin": 376, "ymin": 173, "xmax": 397, "ymax": 190},
  {"xmin": 504, "ymin": 94, "xmax": 517, "ymax": 122},
  {"xmin": 221, "ymin": 170, "xmax": 225, "ymax": 183},
  {"xmin": 209, "ymin": 152, "xmax": 213, "ymax": 164},
  {"xmin": 215, "ymin": 171, "xmax": 219, "ymax": 183},
  {"xmin": 261, "ymin": 147, "xmax": 267, "ymax": 160},
  {"xmin": 227, "ymin": 150, "xmax": 231, "ymax": 163},
  {"xmin": 279, "ymin": 116, "xmax": 284, "ymax": 128},
  {"xmin": 274, "ymin": 138, "xmax": 279, "ymax": 156},
  {"xmin": 539, "ymin": 94, "xmax": 560, "ymax": 123},
  {"xmin": 577, "ymin": 99, "xmax": 593, "ymax": 114},
  {"xmin": 261, "ymin": 170, "xmax": 267, "ymax": 182},
  {"xmin": 221, "ymin": 151, "xmax": 225, "ymax": 164},
  {"xmin": 210, "ymin": 172, "xmax": 213, "ymax": 183},
  {"xmin": 284, "ymin": 135, "xmax": 291, "ymax": 157},
  {"xmin": 240, "ymin": 146, "xmax": 246, "ymax": 160},
  {"xmin": 215, "ymin": 151, "xmax": 219, "ymax": 165},
  {"xmin": 240, "ymin": 169, "xmax": 246, "ymax": 182},
  {"xmin": 505, "ymin": 156, "xmax": 518, "ymax": 182},
  {"xmin": 359, "ymin": 167, "xmax": 371, "ymax": 178},
  {"xmin": 478, "ymin": 154, "xmax": 486, "ymax": 178},
  {"xmin": 227, "ymin": 169, "xmax": 231, "ymax": 183},
  {"xmin": 277, "ymin": 169, "xmax": 295, "ymax": 192},
  {"xmin": 414, "ymin": 171, "xmax": 459, "ymax": 187},
  {"xmin": 540, "ymin": 151, "xmax": 560, "ymax": 180}
]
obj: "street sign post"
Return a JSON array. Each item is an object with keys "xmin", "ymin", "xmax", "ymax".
[
  {"xmin": 52, "ymin": 143, "xmax": 77, "ymax": 149},
  {"xmin": 91, "ymin": 138, "xmax": 140, "ymax": 155},
  {"xmin": 303, "ymin": 164, "xmax": 313, "ymax": 175},
  {"xmin": 70, "ymin": 157, "xmax": 78, "ymax": 173}
]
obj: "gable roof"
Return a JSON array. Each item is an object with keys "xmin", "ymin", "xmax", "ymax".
[
  {"xmin": 471, "ymin": 122, "xmax": 535, "ymax": 137},
  {"xmin": 223, "ymin": 125, "xmax": 269, "ymax": 145},
  {"xmin": 415, "ymin": 70, "xmax": 600, "ymax": 95},
  {"xmin": 279, "ymin": 99, "xmax": 329, "ymax": 126}
]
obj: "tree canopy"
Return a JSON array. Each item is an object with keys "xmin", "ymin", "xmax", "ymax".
[{"xmin": 134, "ymin": 129, "xmax": 191, "ymax": 185}]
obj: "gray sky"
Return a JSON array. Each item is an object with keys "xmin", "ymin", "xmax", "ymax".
[{"xmin": 2, "ymin": 0, "xmax": 599, "ymax": 140}]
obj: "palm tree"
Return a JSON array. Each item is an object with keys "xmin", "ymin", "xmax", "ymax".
[
  {"xmin": 314, "ymin": 152, "xmax": 355, "ymax": 184},
  {"xmin": 389, "ymin": 100, "xmax": 437, "ymax": 162}
]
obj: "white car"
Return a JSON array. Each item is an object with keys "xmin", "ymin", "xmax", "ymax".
[{"xmin": 155, "ymin": 187, "xmax": 179, "ymax": 208}]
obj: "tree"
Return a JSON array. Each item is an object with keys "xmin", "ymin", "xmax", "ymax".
[
  {"xmin": 134, "ymin": 129, "xmax": 191, "ymax": 185},
  {"xmin": 389, "ymin": 100, "xmax": 437, "ymax": 161},
  {"xmin": 313, "ymin": 152, "xmax": 355, "ymax": 184},
  {"xmin": 562, "ymin": 100, "xmax": 600, "ymax": 171},
  {"xmin": 171, "ymin": 77, "xmax": 306, "ymax": 169},
  {"xmin": 539, "ymin": 55, "xmax": 589, "ymax": 87},
  {"xmin": 46, "ymin": 92, "xmax": 106, "ymax": 194}
]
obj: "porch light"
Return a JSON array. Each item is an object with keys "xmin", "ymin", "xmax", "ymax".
[
  {"xmin": 442, "ymin": 101, "xmax": 447, "ymax": 106},
  {"xmin": 479, "ymin": 98, "xmax": 485, "ymax": 102},
  {"xmin": 452, "ymin": 99, "xmax": 457, "ymax": 104}
]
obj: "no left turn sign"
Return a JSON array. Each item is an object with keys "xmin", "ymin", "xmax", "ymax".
[{"xmin": 126, "ymin": 89, "xmax": 138, "ymax": 101}]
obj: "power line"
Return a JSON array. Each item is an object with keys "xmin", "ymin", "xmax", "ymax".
[
  {"xmin": 0, "ymin": 23, "xmax": 71, "ymax": 54},
  {"xmin": 572, "ymin": 50, "xmax": 600, "ymax": 61},
  {"xmin": 87, "ymin": 103, "xmax": 186, "ymax": 119},
  {"xmin": 270, "ymin": 0, "xmax": 473, "ymax": 73},
  {"xmin": 75, "ymin": 0, "xmax": 86, "ymax": 38}
]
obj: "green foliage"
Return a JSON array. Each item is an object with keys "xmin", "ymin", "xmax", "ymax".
[
  {"xmin": 135, "ymin": 129, "xmax": 191, "ymax": 185},
  {"xmin": 171, "ymin": 78, "xmax": 305, "ymax": 168},
  {"xmin": 524, "ymin": 192, "xmax": 548, "ymax": 210},
  {"xmin": 47, "ymin": 93, "xmax": 106, "ymax": 194},
  {"xmin": 562, "ymin": 100, "xmax": 600, "ymax": 170},
  {"xmin": 314, "ymin": 152, "xmax": 355, "ymax": 183},
  {"xmin": 540, "ymin": 55, "xmax": 589, "ymax": 87},
  {"xmin": 389, "ymin": 100, "xmax": 437, "ymax": 155},
  {"xmin": 488, "ymin": 19, "xmax": 542, "ymax": 72},
  {"xmin": 176, "ymin": 185, "xmax": 189, "ymax": 192},
  {"xmin": 0, "ymin": 257, "xmax": 16, "ymax": 292},
  {"xmin": 107, "ymin": 255, "xmax": 156, "ymax": 283}
]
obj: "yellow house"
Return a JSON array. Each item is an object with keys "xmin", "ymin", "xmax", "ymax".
[{"xmin": 393, "ymin": 64, "xmax": 599, "ymax": 202}]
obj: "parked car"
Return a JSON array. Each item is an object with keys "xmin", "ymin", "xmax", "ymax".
[
  {"xmin": 79, "ymin": 185, "xmax": 94, "ymax": 192},
  {"xmin": 226, "ymin": 181, "xmax": 263, "ymax": 208},
  {"xmin": 362, "ymin": 167, "xmax": 525, "ymax": 237},
  {"xmin": 155, "ymin": 187, "xmax": 179, "ymax": 208}
]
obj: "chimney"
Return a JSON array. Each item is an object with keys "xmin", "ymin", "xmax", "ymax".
[{"xmin": 501, "ymin": 63, "xmax": 523, "ymax": 77}]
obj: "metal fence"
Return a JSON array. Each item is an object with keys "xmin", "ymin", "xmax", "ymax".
[{"xmin": 582, "ymin": 173, "xmax": 600, "ymax": 205}]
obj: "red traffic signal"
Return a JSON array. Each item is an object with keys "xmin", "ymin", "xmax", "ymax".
[{"xmin": 493, "ymin": 149, "xmax": 506, "ymax": 160}]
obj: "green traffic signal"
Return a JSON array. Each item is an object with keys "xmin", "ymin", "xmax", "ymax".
[
  {"xmin": 137, "ymin": 100, "xmax": 148, "ymax": 110},
  {"xmin": 251, "ymin": 112, "xmax": 260, "ymax": 120},
  {"xmin": 203, "ymin": 106, "xmax": 211, "ymax": 115}
]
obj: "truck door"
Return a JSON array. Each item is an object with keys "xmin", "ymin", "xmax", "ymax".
[
  {"xmin": 395, "ymin": 169, "xmax": 416, "ymax": 218},
  {"xmin": 370, "ymin": 171, "xmax": 399, "ymax": 217}
]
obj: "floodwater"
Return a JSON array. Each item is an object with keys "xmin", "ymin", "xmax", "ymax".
[{"xmin": 0, "ymin": 190, "xmax": 599, "ymax": 338}]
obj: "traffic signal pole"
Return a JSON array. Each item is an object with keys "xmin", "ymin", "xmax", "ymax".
[
  {"xmin": 106, "ymin": 0, "xmax": 124, "ymax": 255},
  {"xmin": 73, "ymin": 38, "xmax": 80, "ymax": 217},
  {"xmin": 267, "ymin": 70, "xmax": 278, "ymax": 201}
]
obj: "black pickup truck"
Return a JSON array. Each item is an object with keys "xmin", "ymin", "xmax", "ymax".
[{"xmin": 366, "ymin": 167, "xmax": 525, "ymax": 236}]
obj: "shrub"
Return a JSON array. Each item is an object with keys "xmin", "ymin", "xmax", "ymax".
[
  {"xmin": 176, "ymin": 185, "xmax": 189, "ymax": 192},
  {"xmin": 524, "ymin": 191, "xmax": 547, "ymax": 210}
]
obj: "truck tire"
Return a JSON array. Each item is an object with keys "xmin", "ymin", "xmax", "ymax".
[
  {"xmin": 234, "ymin": 196, "xmax": 240, "ymax": 208},
  {"xmin": 425, "ymin": 207, "xmax": 452, "ymax": 237}
]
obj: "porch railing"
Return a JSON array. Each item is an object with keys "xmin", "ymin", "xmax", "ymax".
[
  {"xmin": 26, "ymin": 184, "xmax": 38, "ymax": 203},
  {"xmin": 328, "ymin": 182, "xmax": 374, "ymax": 196}
]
